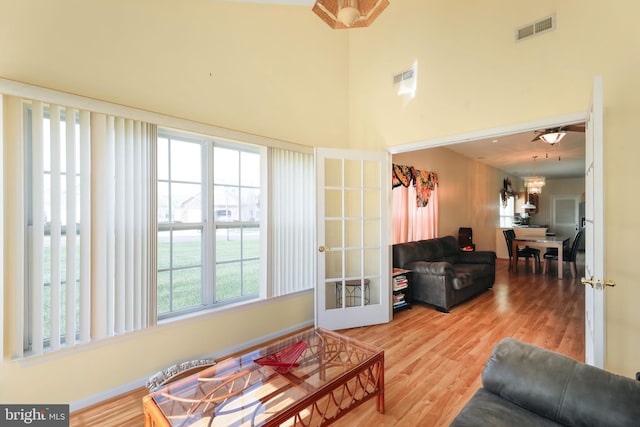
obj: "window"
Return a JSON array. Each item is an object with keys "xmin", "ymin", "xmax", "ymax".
[
  {"xmin": 499, "ymin": 194, "xmax": 515, "ymax": 227},
  {"xmin": 26, "ymin": 103, "xmax": 84, "ymax": 348},
  {"xmin": 213, "ymin": 146, "xmax": 261, "ymax": 302},
  {"xmin": 157, "ymin": 134, "xmax": 206, "ymax": 317},
  {"xmin": 6, "ymin": 85, "xmax": 313, "ymax": 358},
  {"xmin": 157, "ymin": 132, "xmax": 261, "ymax": 319}
]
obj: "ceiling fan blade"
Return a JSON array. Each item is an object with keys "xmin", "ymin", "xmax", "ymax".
[
  {"xmin": 563, "ymin": 124, "xmax": 586, "ymax": 132},
  {"xmin": 531, "ymin": 134, "xmax": 541, "ymax": 142}
]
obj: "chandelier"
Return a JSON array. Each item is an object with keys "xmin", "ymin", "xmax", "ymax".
[
  {"xmin": 312, "ymin": 0, "xmax": 390, "ymax": 29},
  {"xmin": 524, "ymin": 156, "xmax": 545, "ymax": 195}
]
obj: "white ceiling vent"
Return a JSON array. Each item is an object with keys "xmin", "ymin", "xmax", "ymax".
[
  {"xmin": 393, "ymin": 68, "xmax": 414, "ymax": 84},
  {"xmin": 516, "ymin": 15, "xmax": 555, "ymax": 42},
  {"xmin": 393, "ymin": 62, "xmax": 418, "ymax": 99}
]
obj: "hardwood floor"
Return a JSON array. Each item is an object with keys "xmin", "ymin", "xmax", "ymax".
[{"xmin": 70, "ymin": 258, "xmax": 584, "ymax": 426}]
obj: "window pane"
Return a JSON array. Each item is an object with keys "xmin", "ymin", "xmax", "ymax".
[
  {"xmin": 157, "ymin": 271, "xmax": 171, "ymax": 314},
  {"xmin": 214, "ymin": 186, "xmax": 238, "ymax": 222},
  {"xmin": 158, "ymin": 137, "xmax": 169, "ymax": 180},
  {"xmin": 171, "ymin": 183, "xmax": 202, "ymax": 223},
  {"xmin": 216, "ymin": 227, "xmax": 241, "ymax": 262},
  {"xmin": 158, "ymin": 182, "xmax": 170, "ymax": 223},
  {"xmin": 173, "ymin": 230, "xmax": 202, "ymax": 268},
  {"xmin": 157, "ymin": 231, "xmax": 171, "ymax": 270},
  {"xmin": 243, "ymin": 259, "xmax": 260, "ymax": 295},
  {"xmin": 241, "ymin": 151, "xmax": 260, "ymax": 187},
  {"xmin": 172, "ymin": 267, "xmax": 202, "ymax": 311},
  {"xmin": 171, "ymin": 139, "xmax": 201, "ymax": 183},
  {"xmin": 240, "ymin": 188, "xmax": 260, "ymax": 221},
  {"xmin": 243, "ymin": 228, "xmax": 260, "ymax": 259},
  {"xmin": 216, "ymin": 262, "xmax": 241, "ymax": 301},
  {"xmin": 214, "ymin": 147, "xmax": 239, "ymax": 186}
]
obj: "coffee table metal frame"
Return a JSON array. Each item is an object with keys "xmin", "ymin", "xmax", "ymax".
[{"xmin": 143, "ymin": 328, "xmax": 384, "ymax": 426}]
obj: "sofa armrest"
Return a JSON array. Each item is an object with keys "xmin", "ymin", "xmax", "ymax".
[
  {"xmin": 483, "ymin": 338, "xmax": 640, "ymax": 426},
  {"xmin": 459, "ymin": 250, "xmax": 496, "ymax": 265},
  {"xmin": 406, "ymin": 261, "xmax": 454, "ymax": 276}
]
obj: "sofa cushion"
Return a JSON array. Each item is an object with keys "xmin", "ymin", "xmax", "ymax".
[
  {"xmin": 450, "ymin": 388, "xmax": 562, "ymax": 427},
  {"xmin": 451, "ymin": 264, "xmax": 492, "ymax": 290},
  {"xmin": 482, "ymin": 338, "xmax": 640, "ymax": 427},
  {"xmin": 452, "ymin": 270, "xmax": 473, "ymax": 290}
]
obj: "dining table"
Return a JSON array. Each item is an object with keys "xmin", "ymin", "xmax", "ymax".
[{"xmin": 511, "ymin": 235, "xmax": 570, "ymax": 279}]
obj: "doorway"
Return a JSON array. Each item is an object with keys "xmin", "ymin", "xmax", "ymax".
[{"xmin": 389, "ymin": 113, "xmax": 590, "ymax": 357}]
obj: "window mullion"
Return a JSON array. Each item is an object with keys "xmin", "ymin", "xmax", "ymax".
[{"xmin": 204, "ymin": 142, "xmax": 215, "ymax": 305}]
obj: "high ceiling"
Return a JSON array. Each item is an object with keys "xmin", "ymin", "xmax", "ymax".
[{"xmin": 444, "ymin": 126, "xmax": 586, "ymax": 180}]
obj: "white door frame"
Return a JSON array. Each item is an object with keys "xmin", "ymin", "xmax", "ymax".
[
  {"xmin": 389, "ymin": 84, "xmax": 604, "ymax": 364},
  {"xmin": 583, "ymin": 76, "xmax": 606, "ymax": 367}
]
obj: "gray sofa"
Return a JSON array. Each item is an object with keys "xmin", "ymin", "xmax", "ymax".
[
  {"xmin": 451, "ymin": 338, "xmax": 640, "ymax": 426},
  {"xmin": 392, "ymin": 236, "xmax": 496, "ymax": 312}
]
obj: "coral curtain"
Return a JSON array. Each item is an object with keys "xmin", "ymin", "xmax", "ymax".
[{"xmin": 392, "ymin": 164, "xmax": 439, "ymax": 244}]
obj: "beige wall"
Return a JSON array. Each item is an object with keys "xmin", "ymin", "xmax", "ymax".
[
  {"xmin": 0, "ymin": 0, "xmax": 349, "ymax": 148},
  {"xmin": 0, "ymin": 0, "xmax": 330, "ymax": 406},
  {"xmin": 2, "ymin": 0, "xmax": 640, "ymax": 407},
  {"xmin": 0, "ymin": 294, "xmax": 313, "ymax": 404},
  {"xmin": 528, "ymin": 177, "xmax": 585, "ymax": 229},
  {"xmin": 349, "ymin": 0, "xmax": 640, "ymax": 377}
]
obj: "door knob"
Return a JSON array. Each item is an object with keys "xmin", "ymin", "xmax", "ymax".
[
  {"xmin": 318, "ymin": 246, "xmax": 325, "ymax": 253},
  {"xmin": 580, "ymin": 277, "xmax": 616, "ymax": 289},
  {"xmin": 581, "ymin": 277, "xmax": 594, "ymax": 288}
]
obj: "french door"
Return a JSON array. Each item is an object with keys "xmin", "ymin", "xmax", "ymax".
[
  {"xmin": 584, "ymin": 76, "xmax": 606, "ymax": 367},
  {"xmin": 315, "ymin": 148, "xmax": 391, "ymax": 330}
]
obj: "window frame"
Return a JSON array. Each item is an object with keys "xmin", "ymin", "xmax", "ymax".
[{"xmin": 156, "ymin": 129, "xmax": 263, "ymax": 321}]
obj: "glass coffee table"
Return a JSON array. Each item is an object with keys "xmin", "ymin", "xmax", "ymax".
[{"xmin": 143, "ymin": 328, "xmax": 384, "ymax": 426}]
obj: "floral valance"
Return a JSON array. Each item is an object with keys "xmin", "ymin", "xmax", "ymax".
[{"xmin": 392, "ymin": 163, "xmax": 439, "ymax": 207}]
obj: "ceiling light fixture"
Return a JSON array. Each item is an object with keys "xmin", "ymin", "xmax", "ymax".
[
  {"xmin": 312, "ymin": 0, "xmax": 390, "ymax": 29},
  {"xmin": 524, "ymin": 155, "xmax": 545, "ymax": 195},
  {"xmin": 539, "ymin": 130, "xmax": 567, "ymax": 145}
]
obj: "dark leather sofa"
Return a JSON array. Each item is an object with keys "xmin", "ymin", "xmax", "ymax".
[
  {"xmin": 392, "ymin": 236, "xmax": 496, "ymax": 312},
  {"xmin": 451, "ymin": 338, "xmax": 640, "ymax": 426}
]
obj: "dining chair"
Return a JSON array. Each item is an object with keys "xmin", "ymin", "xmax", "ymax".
[
  {"xmin": 503, "ymin": 229, "xmax": 541, "ymax": 273},
  {"xmin": 543, "ymin": 230, "xmax": 584, "ymax": 277}
]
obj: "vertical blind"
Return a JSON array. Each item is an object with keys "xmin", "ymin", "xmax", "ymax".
[
  {"xmin": 3, "ymin": 95, "xmax": 156, "ymax": 357},
  {"xmin": 268, "ymin": 148, "xmax": 314, "ymax": 296},
  {"xmin": 2, "ymin": 88, "xmax": 313, "ymax": 359}
]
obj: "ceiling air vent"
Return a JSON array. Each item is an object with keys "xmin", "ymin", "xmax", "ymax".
[{"xmin": 516, "ymin": 15, "xmax": 555, "ymax": 42}]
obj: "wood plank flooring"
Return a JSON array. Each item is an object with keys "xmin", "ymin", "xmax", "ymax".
[{"xmin": 70, "ymin": 258, "xmax": 584, "ymax": 426}]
